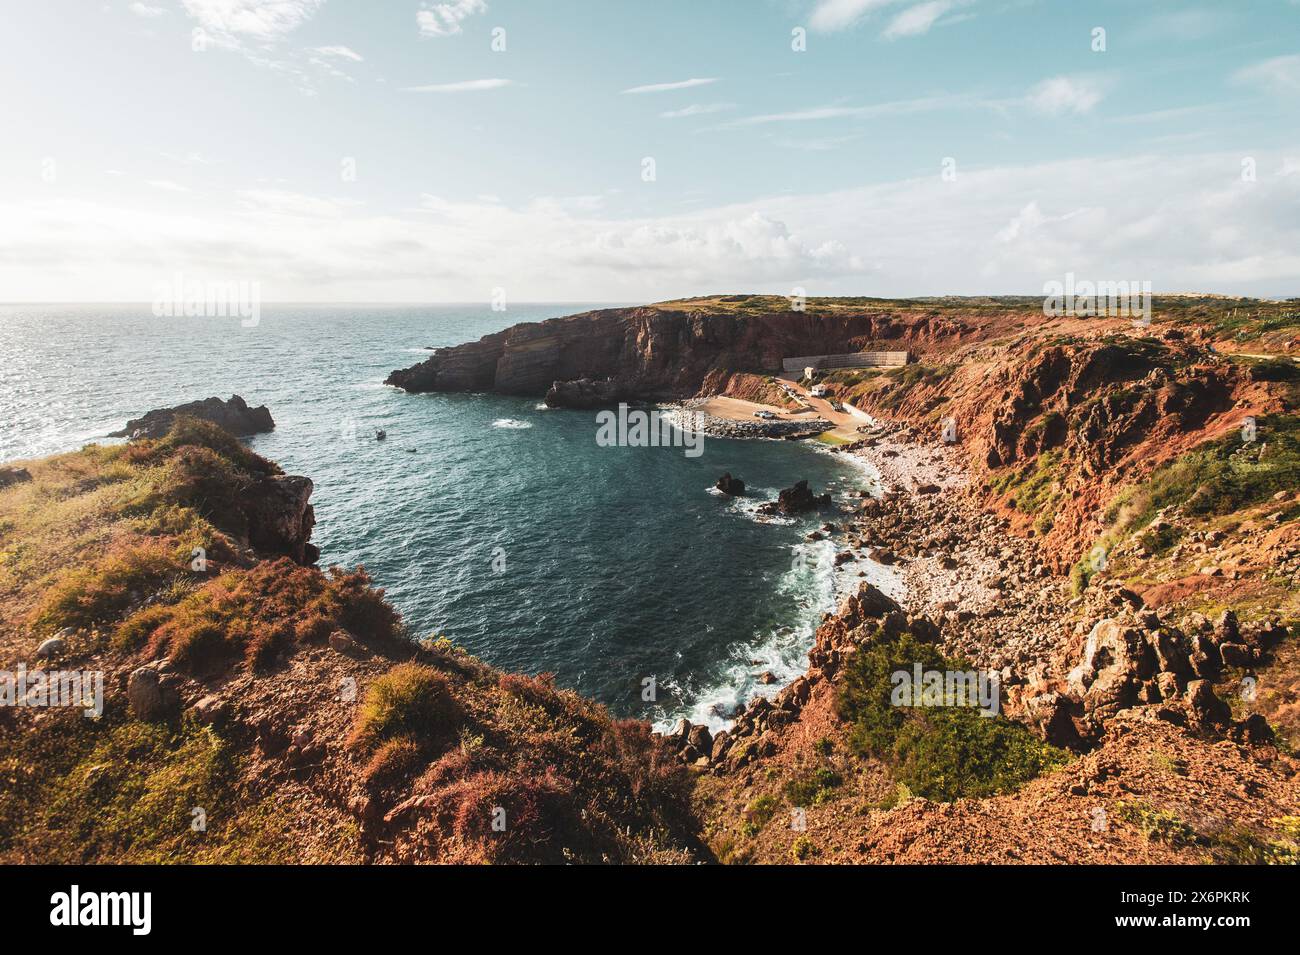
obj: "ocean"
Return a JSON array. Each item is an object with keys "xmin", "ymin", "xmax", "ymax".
[{"xmin": 0, "ymin": 304, "xmax": 899, "ymax": 729}]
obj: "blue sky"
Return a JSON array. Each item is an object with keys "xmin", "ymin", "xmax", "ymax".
[{"xmin": 1, "ymin": 0, "xmax": 1298, "ymax": 301}]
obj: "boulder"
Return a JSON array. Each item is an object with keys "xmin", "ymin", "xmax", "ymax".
[
  {"xmin": 686, "ymin": 723, "xmax": 713, "ymax": 756},
  {"xmin": 1230, "ymin": 713, "xmax": 1274, "ymax": 745},
  {"xmin": 190, "ymin": 694, "xmax": 230, "ymax": 726},
  {"xmin": 715, "ymin": 473, "xmax": 746, "ymax": 496},
  {"xmin": 34, "ymin": 637, "xmax": 66, "ymax": 660},
  {"xmin": 1184, "ymin": 680, "xmax": 1231, "ymax": 728},
  {"xmin": 1219, "ymin": 643, "xmax": 1256, "ymax": 668},
  {"xmin": 1022, "ymin": 691, "xmax": 1083, "ymax": 748},
  {"xmin": 758, "ymin": 480, "xmax": 832, "ymax": 515},
  {"xmin": 127, "ymin": 665, "xmax": 181, "ymax": 721},
  {"xmin": 328, "ymin": 629, "xmax": 360, "ymax": 654},
  {"xmin": 710, "ymin": 730, "xmax": 731, "ymax": 762},
  {"xmin": 0, "ymin": 467, "xmax": 33, "ymax": 490},
  {"xmin": 1214, "ymin": 610, "xmax": 1242, "ymax": 644},
  {"xmin": 543, "ymin": 377, "xmax": 625, "ymax": 409}
]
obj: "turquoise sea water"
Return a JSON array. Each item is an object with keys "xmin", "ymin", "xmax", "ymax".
[{"xmin": 0, "ymin": 304, "xmax": 893, "ymax": 728}]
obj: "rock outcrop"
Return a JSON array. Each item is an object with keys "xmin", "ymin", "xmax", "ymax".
[
  {"xmin": 239, "ymin": 474, "xmax": 319, "ymax": 565},
  {"xmin": 385, "ymin": 305, "xmax": 945, "ymax": 405},
  {"xmin": 1016, "ymin": 585, "xmax": 1285, "ymax": 747},
  {"xmin": 715, "ymin": 473, "xmax": 746, "ymax": 496},
  {"xmin": 0, "ymin": 467, "xmax": 32, "ymax": 490},
  {"xmin": 112, "ymin": 394, "xmax": 274, "ymax": 440},
  {"xmin": 759, "ymin": 480, "xmax": 832, "ymax": 515}
]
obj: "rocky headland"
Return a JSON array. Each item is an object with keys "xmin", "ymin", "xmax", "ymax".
[{"xmin": 110, "ymin": 394, "xmax": 275, "ymax": 441}]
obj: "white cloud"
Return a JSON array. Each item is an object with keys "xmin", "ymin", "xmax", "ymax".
[
  {"xmin": 1026, "ymin": 75, "xmax": 1105, "ymax": 116},
  {"xmin": 882, "ymin": 1, "xmax": 953, "ymax": 39},
  {"xmin": 6, "ymin": 148, "xmax": 1300, "ymax": 301},
  {"xmin": 236, "ymin": 189, "xmax": 362, "ymax": 218},
  {"xmin": 311, "ymin": 45, "xmax": 364, "ymax": 61},
  {"xmin": 660, "ymin": 102, "xmax": 735, "ymax": 119},
  {"xmin": 1232, "ymin": 55, "xmax": 1300, "ymax": 97},
  {"xmin": 400, "ymin": 78, "xmax": 512, "ymax": 93},
  {"xmin": 809, "ymin": 0, "xmax": 901, "ymax": 33},
  {"xmin": 181, "ymin": 0, "xmax": 323, "ymax": 46},
  {"xmin": 145, "ymin": 179, "xmax": 190, "ymax": 192},
  {"xmin": 417, "ymin": 0, "xmax": 487, "ymax": 38},
  {"xmin": 729, "ymin": 93, "xmax": 981, "ymax": 126},
  {"xmin": 129, "ymin": 2, "xmax": 168, "ymax": 17},
  {"xmin": 621, "ymin": 78, "xmax": 718, "ymax": 94}
]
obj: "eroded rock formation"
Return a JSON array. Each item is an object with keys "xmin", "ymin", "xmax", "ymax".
[
  {"xmin": 112, "ymin": 394, "xmax": 274, "ymax": 440},
  {"xmin": 385, "ymin": 306, "xmax": 947, "ymax": 407}
]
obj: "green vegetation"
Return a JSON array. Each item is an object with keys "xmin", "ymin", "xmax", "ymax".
[
  {"xmin": 1106, "ymin": 414, "xmax": 1300, "ymax": 533},
  {"xmin": 0, "ymin": 710, "xmax": 311, "ymax": 864},
  {"xmin": 1208, "ymin": 816, "xmax": 1300, "ymax": 865},
  {"xmin": 989, "ymin": 449, "xmax": 1063, "ymax": 532},
  {"xmin": 741, "ymin": 794, "xmax": 781, "ymax": 837},
  {"xmin": 349, "ymin": 662, "xmax": 460, "ymax": 752},
  {"xmin": 1117, "ymin": 802, "xmax": 1300, "ymax": 863},
  {"xmin": 783, "ymin": 767, "xmax": 843, "ymax": 806},
  {"xmin": 791, "ymin": 835, "xmax": 818, "ymax": 861},
  {"xmin": 835, "ymin": 628, "xmax": 1068, "ymax": 801},
  {"xmin": 1114, "ymin": 801, "xmax": 1200, "ymax": 848}
]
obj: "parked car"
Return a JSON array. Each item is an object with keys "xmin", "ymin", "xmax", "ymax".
[{"xmin": 752, "ymin": 410, "xmax": 777, "ymax": 420}]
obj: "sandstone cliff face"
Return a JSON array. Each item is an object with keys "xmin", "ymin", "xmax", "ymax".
[
  {"xmin": 385, "ymin": 306, "xmax": 955, "ymax": 406},
  {"xmin": 239, "ymin": 474, "xmax": 319, "ymax": 565}
]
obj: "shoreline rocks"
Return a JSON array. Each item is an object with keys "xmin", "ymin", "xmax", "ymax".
[
  {"xmin": 759, "ymin": 480, "xmax": 832, "ymax": 515},
  {"xmin": 715, "ymin": 472, "xmax": 746, "ymax": 496},
  {"xmin": 111, "ymin": 394, "xmax": 274, "ymax": 441}
]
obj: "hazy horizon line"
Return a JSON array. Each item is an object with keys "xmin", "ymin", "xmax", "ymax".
[{"xmin": 1, "ymin": 291, "xmax": 1296, "ymax": 308}]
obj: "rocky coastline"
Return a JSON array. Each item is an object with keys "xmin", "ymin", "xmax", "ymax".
[{"xmin": 661, "ymin": 409, "xmax": 1277, "ymax": 777}]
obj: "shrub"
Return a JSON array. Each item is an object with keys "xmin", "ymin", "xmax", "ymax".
[
  {"xmin": 30, "ymin": 540, "xmax": 180, "ymax": 633},
  {"xmin": 307, "ymin": 567, "xmax": 400, "ymax": 645},
  {"xmin": 114, "ymin": 603, "xmax": 173, "ymax": 650},
  {"xmin": 835, "ymin": 627, "xmax": 1068, "ymax": 801},
  {"xmin": 498, "ymin": 671, "xmax": 560, "ymax": 707},
  {"xmin": 128, "ymin": 416, "xmax": 276, "ymax": 478},
  {"xmin": 293, "ymin": 612, "xmax": 336, "ymax": 645},
  {"xmin": 362, "ymin": 738, "xmax": 424, "ymax": 790},
  {"xmin": 783, "ymin": 767, "xmax": 843, "ymax": 806},
  {"xmin": 118, "ymin": 558, "xmax": 398, "ymax": 674},
  {"xmin": 1114, "ymin": 801, "xmax": 1199, "ymax": 848},
  {"xmin": 416, "ymin": 768, "xmax": 574, "ymax": 863},
  {"xmin": 348, "ymin": 663, "xmax": 460, "ymax": 752},
  {"xmin": 791, "ymin": 835, "xmax": 818, "ymax": 861},
  {"xmin": 744, "ymin": 794, "xmax": 781, "ymax": 833}
]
